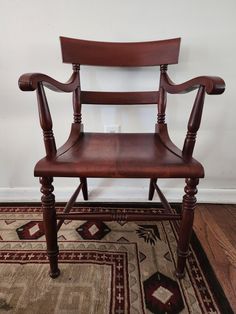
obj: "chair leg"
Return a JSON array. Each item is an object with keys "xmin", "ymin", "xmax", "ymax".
[
  {"xmin": 80, "ymin": 177, "xmax": 88, "ymax": 200},
  {"xmin": 148, "ymin": 178, "xmax": 157, "ymax": 200},
  {"xmin": 40, "ymin": 177, "xmax": 60, "ymax": 278},
  {"xmin": 175, "ymin": 178, "xmax": 199, "ymax": 279}
]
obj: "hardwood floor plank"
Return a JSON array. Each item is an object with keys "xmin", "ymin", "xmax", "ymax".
[
  {"xmin": 194, "ymin": 204, "xmax": 236, "ymax": 311},
  {"xmin": 223, "ymin": 204, "xmax": 236, "ymax": 221},
  {"xmin": 203, "ymin": 204, "xmax": 236, "ymax": 246}
]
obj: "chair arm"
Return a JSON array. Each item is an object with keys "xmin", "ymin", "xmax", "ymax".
[
  {"xmin": 162, "ymin": 73, "xmax": 225, "ymax": 95},
  {"xmin": 18, "ymin": 72, "xmax": 79, "ymax": 92}
]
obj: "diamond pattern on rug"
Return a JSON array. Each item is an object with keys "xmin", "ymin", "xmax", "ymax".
[
  {"xmin": 76, "ymin": 221, "xmax": 111, "ymax": 240},
  {"xmin": 16, "ymin": 221, "xmax": 44, "ymax": 240},
  {"xmin": 143, "ymin": 271, "xmax": 184, "ymax": 313},
  {"xmin": 152, "ymin": 286, "xmax": 173, "ymax": 303}
]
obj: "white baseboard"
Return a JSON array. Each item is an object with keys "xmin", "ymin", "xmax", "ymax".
[{"xmin": 0, "ymin": 186, "xmax": 235, "ymax": 204}]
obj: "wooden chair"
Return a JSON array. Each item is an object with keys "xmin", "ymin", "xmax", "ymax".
[{"xmin": 19, "ymin": 37, "xmax": 225, "ymax": 279}]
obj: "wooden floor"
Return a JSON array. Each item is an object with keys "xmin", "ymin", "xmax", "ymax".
[{"xmin": 194, "ymin": 204, "xmax": 236, "ymax": 312}]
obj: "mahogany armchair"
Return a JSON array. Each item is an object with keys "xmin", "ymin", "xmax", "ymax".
[{"xmin": 19, "ymin": 37, "xmax": 225, "ymax": 279}]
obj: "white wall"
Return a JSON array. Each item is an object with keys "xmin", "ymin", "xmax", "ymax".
[{"xmin": 0, "ymin": 0, "xmax": 235, "ymax": 202}]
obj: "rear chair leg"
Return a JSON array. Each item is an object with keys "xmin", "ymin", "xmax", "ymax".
[
  {"xmin": 176, "ymin": 178, "xmax": 199, "ymax": 279},
  {"xmin": 40, "ymin": 177, "xmax": 60, "ymax": 278},
  {"xmin": 80, "ymin": 177, "xmax": 88, "ymax": 200},
  {"xmin": 148, "ymin": 178, "xmax": 157, "ymax": 200}
]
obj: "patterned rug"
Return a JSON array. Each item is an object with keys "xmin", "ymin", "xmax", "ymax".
[{"xmin": 0, "ymin": 203, "xmax": 231, "ymax": 314}]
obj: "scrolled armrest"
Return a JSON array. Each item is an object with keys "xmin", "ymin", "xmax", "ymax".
[
  {"xmin": 162, "ymin": 73, "xmax": 225, "ymax": 95},
  {"xmin": 18, "ymin": 72, "xmax": 79, "ymax": 92}
]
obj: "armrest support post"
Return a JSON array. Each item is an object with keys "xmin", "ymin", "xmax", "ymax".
[
  {"xmin": 182, "ymin": 86, "xmax": 205, "ymax": 159},
  {"xmin": 36, "ymin": 83, "xmax": 57, "ymax": 158}
]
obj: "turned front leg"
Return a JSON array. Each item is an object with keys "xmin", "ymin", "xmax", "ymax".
[
  {"xmin": 176, "ymin": 178, "xmax": 199, "ymax": 279},
  {"xmin": 40, "ymin": 177, "xmax": 60, "ymax": 278}
]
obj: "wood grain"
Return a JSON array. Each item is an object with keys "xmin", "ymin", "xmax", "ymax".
[{"xmin": 194, "ymin": 204, "xmax": 236, "ymax": 311}]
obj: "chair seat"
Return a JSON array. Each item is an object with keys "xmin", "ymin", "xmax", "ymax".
[{"xmin": 34, "ymin": 132, "xmax": 204, "ymax": 178}]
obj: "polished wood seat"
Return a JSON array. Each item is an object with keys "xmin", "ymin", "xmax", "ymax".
[
  {"xmin": 19, "ymin": 36, "xmax": 225, "ymax": 280},
  {"xmin": 35, "ymin": 132, "xmax": 204, "ymax": 178}
]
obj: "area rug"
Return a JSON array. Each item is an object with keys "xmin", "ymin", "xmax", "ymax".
[{"xmin": 0, "ymin": 203, "xmax": 232, "ymax": 314}]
